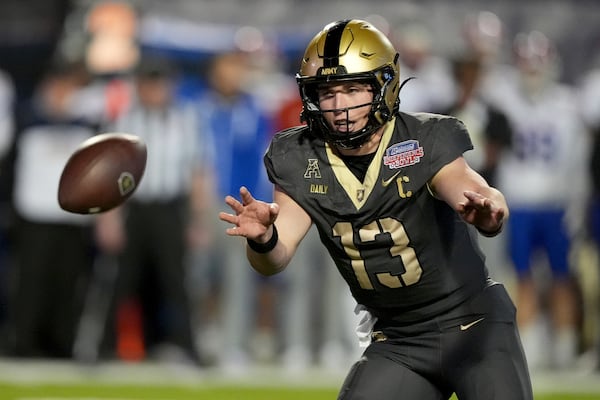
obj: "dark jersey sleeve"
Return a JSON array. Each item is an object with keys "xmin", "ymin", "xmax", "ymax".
[
  {"xmin": 264, "ymin": 143, "xmax": 278, "ymax": 185},
  {"xmin": 426, "ymin": 115, "xmax": 474, "ymax": 178},
  {"xmin": 264, "ymin": 126, "xmax": 315, "ymax": 194}
]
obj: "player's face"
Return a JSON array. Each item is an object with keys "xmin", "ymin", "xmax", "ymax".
[{"xmin": 317, "ymin": 82, "xmax": 373, "ymax": 134}]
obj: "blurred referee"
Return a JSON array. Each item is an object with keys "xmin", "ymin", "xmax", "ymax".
[{"xmin": 94, "ymin": 55, "xmax": 213, "ymax": 364}]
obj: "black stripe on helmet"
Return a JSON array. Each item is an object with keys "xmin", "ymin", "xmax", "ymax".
[{"xmin": 323, "ymin": 20, "xmax": 350, "ymax": 68}]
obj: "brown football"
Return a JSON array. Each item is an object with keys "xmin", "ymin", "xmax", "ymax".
[{"xmin": 58, "ymin": 132, "xmax": 147, "ymax": 214}]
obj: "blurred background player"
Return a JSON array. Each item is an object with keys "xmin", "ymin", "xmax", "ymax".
[
  {"xmin": 393, "ymin": 22, "xmax": 455, "ymax": 113},
  {"xmin": 194, "ymin": 50, "xmax": 274, "ymax": 371},
  {"xmin": 461, "ymin": 10, "xmax": 516, "ymax": 109},
  {"xmin": 7, "ymin": 60, "xmax": 98, "ymax": 358},
  {"xmin": 494, "ymin": 30, "xmax": 590, "ymax": 370}
]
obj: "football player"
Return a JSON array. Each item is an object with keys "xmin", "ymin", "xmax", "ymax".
[
  {"xmin": 493, "ymin": 30, "xmax": 589, "ymax": 370},
  {"xmin": 219, "ymin": 19, "xmax": 533, "ymax": 399}
]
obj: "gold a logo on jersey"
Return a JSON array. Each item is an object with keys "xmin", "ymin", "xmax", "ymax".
[
  {"xmin": 304, "ymin": 159, "xmax": 322, "ymax": 178},
  {"xmin": 305, "ymin": 159, "xmax": 328, "ymax": 195}
]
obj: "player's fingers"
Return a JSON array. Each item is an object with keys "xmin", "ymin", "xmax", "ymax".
[
  {"xmin": 464, "ymin": 192, "xmax": 492, "ymax": 211},
  {"xmin": 218, "ymin": 211, "xmax": 237, "ymax": 225},
  {"xmin": 463, "ymin": 190, "xmax": 480, "ymax": 200},
  {"xmin": 225, "ymin": 226, "xmax": 244, "ymax": 236},
  {"xmin": 464, "ymin": 190, "xmax": 486, "ymax": 204},
  {"xmin": 495, "ymin": 207, "xmax": 505, "ymax": 222},
  {"xmin": 224, "ymin": 195, "xmax": 244, "ymax": 214},
  {"xmin": 239, "ymin": 186, "xmax": 255, "ymax": 206},
  {"xmin": 481, "ymin": 197, "xmax": 492, "ymax": 210},
  {"xmin": 268, "ymin": 203, "xmax": 280, "ymax": 222},
  {"xmin": 224, "ymin": 195, "xmax": 238, "ymax": 206}
]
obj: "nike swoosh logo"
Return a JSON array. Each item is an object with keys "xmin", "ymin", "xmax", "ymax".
[
  {"xmin": 382, "ymin": 171, "xmax": 402, "ymax": 187},
  {"xmin": 460, "ymin": 317, "xmax": 485, "ymax": 331}
]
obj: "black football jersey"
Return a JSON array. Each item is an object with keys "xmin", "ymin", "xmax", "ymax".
[{"xmin": 264, "ymin": 112, "xmax": 490, "ymax": 323}]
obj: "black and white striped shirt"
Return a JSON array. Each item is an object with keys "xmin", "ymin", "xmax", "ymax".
[{"xmin": 112, "ymin": 99, "xmax": 213, "ymax": 203}]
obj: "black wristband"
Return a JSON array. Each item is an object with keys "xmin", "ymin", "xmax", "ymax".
[
  {"xmin": 476, "ymin": 220, "xmax": 504, "ymax": 237},
  {"xmin": 247, "ymin": 225, "xmax": 279, "ymax": 253}
]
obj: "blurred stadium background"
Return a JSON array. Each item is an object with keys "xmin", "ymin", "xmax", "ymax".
[
  {"xmin": 1, "ymin": 0, "xmax": 599, "ymax": 98},
  {"xmin": 1, "ymin": 0, "xmax": 600, "ymax": 399}
]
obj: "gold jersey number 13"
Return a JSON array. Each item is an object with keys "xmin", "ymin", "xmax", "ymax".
[{"xmin": 333, "ymin": 218, "xmax": 423, "ymax": 290}]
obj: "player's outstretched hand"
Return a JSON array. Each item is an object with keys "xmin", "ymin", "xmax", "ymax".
[
  {"xmin": 219, "ymin": 186, "xmax": 279, "ymax": 242},
  {"xmin": 457, "ymin": 190, "xmax": 504, "ymax": 233}
]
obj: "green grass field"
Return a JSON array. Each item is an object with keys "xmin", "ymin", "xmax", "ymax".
[
  {"xmin": 1, "ymin": 358, "xmax": 600, "ymax": 400},
  {"xmin": 1, "ymin": 383, "xmax": 600, "ymax": 400},
  {"xmin": 0, "ymin": 383, "xmax": 336, "ymax": 400}
]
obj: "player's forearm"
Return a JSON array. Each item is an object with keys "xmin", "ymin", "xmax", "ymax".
[
  {"xmin": 246, "ymin": 225, "xmax": 290, "ymax": 275},
  {"xmin": 247, "ymin": 243, "xmax": 289, "ymax": 276}
]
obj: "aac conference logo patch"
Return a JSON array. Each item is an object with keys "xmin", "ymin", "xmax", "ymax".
[{"xmin": 383, "ymin": 140, "xmax": 424, "ymax": 169}]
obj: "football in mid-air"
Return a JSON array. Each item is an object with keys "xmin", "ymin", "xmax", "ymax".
[{"xmin": 58, "ymin": 132, "xmax": 147, "ymax": 214}]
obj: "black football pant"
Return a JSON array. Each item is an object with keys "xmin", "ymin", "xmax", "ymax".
[
  {"xmin": 11, "ymin": 219, "xmax": 93, "ymax": 357},
  {"xmin": 107, "ymin": 199, "xmax": 197, "ymax": 360},
  {"xmin": 337, "ymin": 284, "xmax": 533, "ymax": 400}
]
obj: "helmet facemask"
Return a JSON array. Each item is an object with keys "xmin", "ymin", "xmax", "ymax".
[{"xmin": 296, "ymin": 20, "xmax": 400, "ymax": 149}]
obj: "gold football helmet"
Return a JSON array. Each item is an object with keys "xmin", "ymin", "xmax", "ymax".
[{"xmin": 296, "ymin": 19, "xmax": 400, "ymax": 148}]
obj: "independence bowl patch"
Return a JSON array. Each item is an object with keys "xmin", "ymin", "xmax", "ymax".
[{"xmin": 383, "ymin": 140, "xmax": 424, "ymax": 169}]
